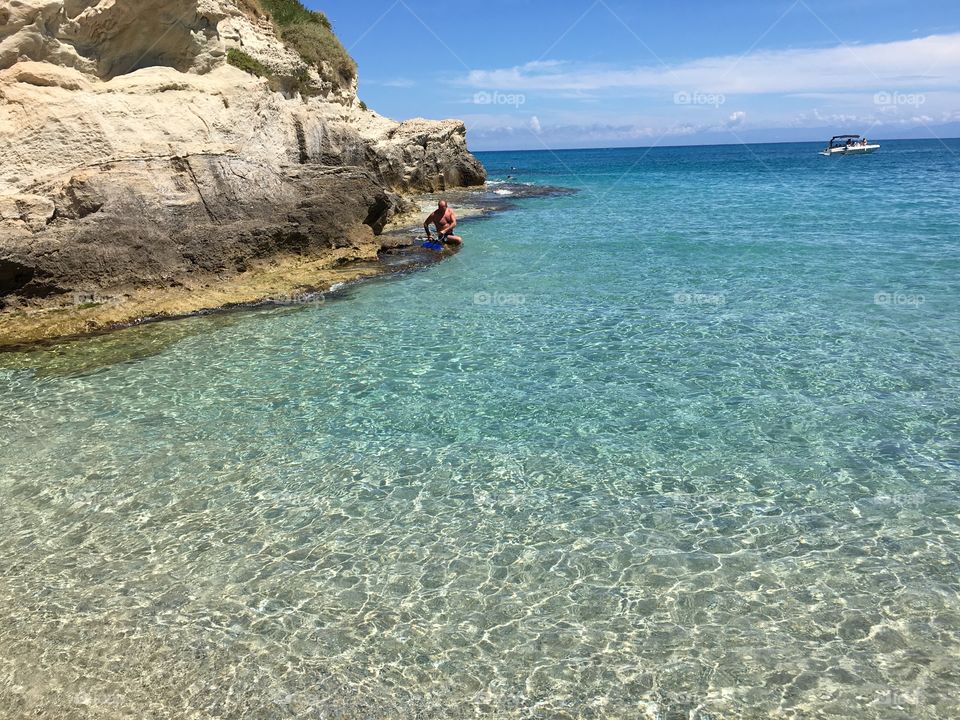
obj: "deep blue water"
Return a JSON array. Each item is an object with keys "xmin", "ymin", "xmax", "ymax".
[{"xmin": 1, "ymin": 139, "xmax": 958, "ymax": 719}]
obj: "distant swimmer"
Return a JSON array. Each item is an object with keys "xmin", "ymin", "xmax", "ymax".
[{"xmin": 424, "ymin": 199, "xmax": 462, "ymax": 245}]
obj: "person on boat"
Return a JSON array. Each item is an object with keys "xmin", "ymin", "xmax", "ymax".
[{"xmin": 424, "ymin": 200, "xmax": 462, "ymax": 245}]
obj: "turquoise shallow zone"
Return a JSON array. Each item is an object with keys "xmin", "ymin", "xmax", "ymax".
[{"xmin": 0, "ymin": 140, "xmax": 959, "ymax": 719}]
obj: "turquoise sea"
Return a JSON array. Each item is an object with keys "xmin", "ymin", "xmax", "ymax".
[{"xmin": 1, "ymin": 140, "xmax": 958, "ymax": 719}]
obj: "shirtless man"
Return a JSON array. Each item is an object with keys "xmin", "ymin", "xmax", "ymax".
[{"xmin": 424, "ymin": 200, "xmax": 462, "ymax": 245}]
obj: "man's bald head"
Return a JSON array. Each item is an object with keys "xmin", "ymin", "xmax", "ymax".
[{"xmin": 438, "ymin": 200, "xmax": 448, "ymax": 210}]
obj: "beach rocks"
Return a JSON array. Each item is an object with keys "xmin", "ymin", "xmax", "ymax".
[
  {"xmin": 0, "ymin": 194, "xmax": 56, "ymax": 231},
  {"xmin": 370, "ymin": 118, "xmax": 488, "ymax": 192},
  {"xmin": 0, "ymin": 0, "xmax": 485, "ymax": 309},
  {"xmin": 0, "ymin": 157, "xmax": 405, "ymax": 303}
]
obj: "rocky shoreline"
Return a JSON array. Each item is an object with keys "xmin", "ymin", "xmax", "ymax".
[
  {"xmin": 0, "ymin": 0, "xmax": 487, "ymax": 346},
  {"xmin": 0, "ymin": 182, "xmax": 576, "ymax": 349}
]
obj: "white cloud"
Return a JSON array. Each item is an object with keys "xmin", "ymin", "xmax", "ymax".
[
  {"xmin": 467, "ymin": 118, "xmax": 699, "ymax": 142},
  {"xmin": 529, "ymin": 115, "xmax": 542, "ymax": 134},
  {"xmin": 726, "ymin": 111, "xmax": 747, "ymax": 128},
  {"xmin": 461, "ymin": 33, "xmax": 960, "ymax": 96},
  {"xmin": 380, "ymin": 78, "xmax": 416, "ymax": 88}
]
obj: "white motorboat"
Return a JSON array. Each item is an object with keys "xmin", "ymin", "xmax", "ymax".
[{"xmin": 820, "ymin": 134, "xmax": 880, "ymax": 156}]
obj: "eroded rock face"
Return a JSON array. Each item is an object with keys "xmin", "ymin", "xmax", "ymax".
[
  {"xmin": 371, "ymin": 118, "xmax": 489, "ymax": 193},
  {"xmin": 0, "ymin": 0, "xmax": 485, "ymax": 307},
  {"xmin": 1, "ymin": 0, "xmax": 225, "ymax": 77},
  {"xmin": 1, "ymin": 158, "xmax": 399, "ymax": 301}
]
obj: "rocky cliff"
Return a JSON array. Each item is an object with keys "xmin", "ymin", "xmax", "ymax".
[{"xmin": 0, "ymin": 0, "xmax": 485, "ymax": 314}]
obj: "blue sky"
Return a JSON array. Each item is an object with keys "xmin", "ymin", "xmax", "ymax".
[{"xmin": 314, "ymin": 0, "xmax": 960, "ymax": 150}]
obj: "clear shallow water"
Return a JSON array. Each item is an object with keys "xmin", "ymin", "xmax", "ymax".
[{"xmin": 1, "ymin": 140, "xmax": 959, "ymax": 719}]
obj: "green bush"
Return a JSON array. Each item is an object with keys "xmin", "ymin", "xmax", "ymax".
[
  {"xmin": 279, "ymin": 21, "xmax": 356, "ymax": 85},
  {"xmin": 237, "ymin": 2, "xmax": 356, "ymax": 92},
  {"xmin": 258, "ymin": 0, "xmax": 332, "ymax": 30},
  {"xmin": 250, "ymin": 1, "xmax": 355, "ymax": 88},
  {"xmin": 358, "ymin": 100, "xmax": 367, "ymax": 111},
  {"xmin": 226, "ymin": 48, "xmax": 271, "ymax": 78}
]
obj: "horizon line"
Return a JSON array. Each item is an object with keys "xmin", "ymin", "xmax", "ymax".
[{"xmin": 470, "ymin": 136, "xmax": 960, "ymax": 154}]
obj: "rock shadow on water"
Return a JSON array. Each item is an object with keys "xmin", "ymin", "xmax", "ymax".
[{"xmin": 0, "ymin": 313, "xmax": 244, "ymax": 378}]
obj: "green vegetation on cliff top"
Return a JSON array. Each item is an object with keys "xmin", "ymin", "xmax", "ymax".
[
  {"xmin": 253, "ymin": 0, "xmax": 357, "ymax": 87},
  {"xmin": 257, "ymin": 0, "xmax": 331, "ymax": 28}
]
